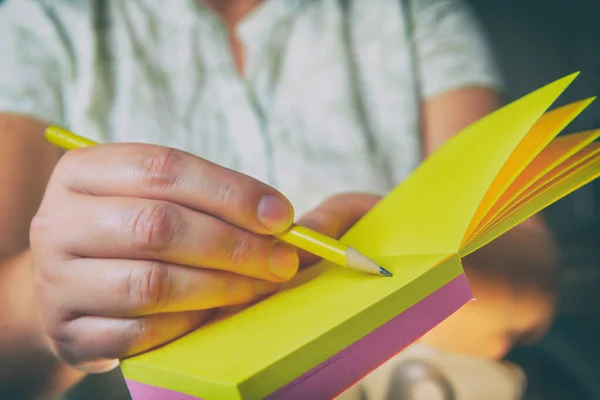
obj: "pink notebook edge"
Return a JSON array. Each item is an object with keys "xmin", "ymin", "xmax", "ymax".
[{"xmin": 125, "ymin": 273, "xmax": 472, "ymax": 400}]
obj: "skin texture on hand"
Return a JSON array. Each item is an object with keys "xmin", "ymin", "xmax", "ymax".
[{"xmin": 30, "ymin": 143, "xmax": 300, "ymax": 372}]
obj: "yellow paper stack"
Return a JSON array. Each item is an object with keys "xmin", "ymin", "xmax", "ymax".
[{"xmin": 120, "ymin": 73, "xmax": 599, "ymax": 400}]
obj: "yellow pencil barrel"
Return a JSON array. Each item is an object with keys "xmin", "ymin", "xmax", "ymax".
[
  {"xmin": 276, "ymin": 225, "xmax": 347, "ymax": 266},
  {"xmin": 45, "ymin": 125, "xmax": 98, "ymax": 149}
]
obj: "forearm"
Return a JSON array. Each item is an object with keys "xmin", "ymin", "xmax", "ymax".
[
  {"xmin": 0, "ymin": 251, "xmax": 85, "ymax": 399},
  {"xmin": 0, "ymin": 114, "xmax": 62, "ymax": 257},
  {"xmin": 421, "ymin": 87, "xmax": 501, "ymax": 156}
]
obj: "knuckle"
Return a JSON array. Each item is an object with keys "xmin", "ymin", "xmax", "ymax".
[
  {"xmin": 130, "ymin": 317, "xmax": 156, "ymax": 353},
  {"xmin": 29, "ymin": 214, "xmax": 66, "ymax": 268},
  {"xmin": 129, "ymin": 203, "xmax": 180, "ymax": 251},
  {"xmin": 227, "ymin": 231, "xmax": 254, "ymax": 268},
  {"xmin": 56, "ymin": 147, "xmax": 83, "ymax": 169},
  {"xmin": 211, "ymin": 174, "xmax": 237, "ymax": 207},
  {"xmin": 29, "ymin": 212, "xmax": 52, "ymax": 245},
  {"xmin": 54, "ymin": 148, "xmax": 90, "ymax": 181},
  {"xmin": 45, "ymin": 316, "xmax": 129, "ymax": 366},
  {"xmin": 50, "ymin": 149, "xmax": 96, "ymax": 196},
  {"xmin": 47, "ymin": 320, "xmax": 81, "ymax": 365},
  {"xmin": 132, "ymin": 318, "xmax": 148, "ymax": 347},
  {"xmin": 128, "ymin": 262, "xmax": 171, "ymax": 310},
  {"xmin": 139, "ymin": 147, "xmax": 183, "ymax": 191},
  {"xmin": 53, "ymin": 342, "xmax": 80, "ymax": 366},
  {"xmin": 32, "ymin": 264, "xmax": 53, "ymax": 298}
]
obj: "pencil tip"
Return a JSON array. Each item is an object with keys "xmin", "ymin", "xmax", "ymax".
[{"xmin": 379, "ymin": 266, "xmax": 393, "ymax": 277}]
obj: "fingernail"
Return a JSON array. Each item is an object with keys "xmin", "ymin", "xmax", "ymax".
[
  {"xmin": 269, "ymin": 243, "xmax": 299, "ymax": 282},
  {"xmin": 257, "ymin": 195, "xmax": 294, "ymax": 232}
]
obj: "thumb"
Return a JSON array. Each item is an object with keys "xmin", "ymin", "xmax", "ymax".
[{"xmin": 295, "ymin": 193, "xmax": 381, "ymax": 267}]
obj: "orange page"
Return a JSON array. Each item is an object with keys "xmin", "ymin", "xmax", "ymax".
[
  {"xmin": 465, "ymin": 130, "xmax": 600, "ymax": 242},
  {"xmin": 463, "ymin": 98, "xmax": 595, "ymax": 240},
  {"xmin": 471, "ymin": 144, "xmax": 600, "ymax": 241}
]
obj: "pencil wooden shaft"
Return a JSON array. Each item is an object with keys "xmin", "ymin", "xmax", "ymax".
[
  {"xmin": 45, "ymin": 126, "xmax": 97, "ymax": 149},
  {"xmin": 276, "ymin": 225, "xmax": 348, "ymax": 267}
]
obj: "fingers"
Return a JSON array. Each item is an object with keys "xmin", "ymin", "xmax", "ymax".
[
  {"xmin": 296, "ymin": 193, "xmax": 381, "ymax": 266},
  {"xmin": 31, "ymin": 142, "xmax": 303, "ymax": 371},
  {"xmin": 38, "ymin": 196, "xmax": 299, "ymax": 282},
  {"xmin": 53, "ymin": 144, "xmax": 294, "ymax": 234},
  {"xmin": 48, "ymin": 258, "xmax": 279, "ymax": 318},
  {"xmin": 48, "ymin": 311, "xmax": 211, "ymax": 371}
]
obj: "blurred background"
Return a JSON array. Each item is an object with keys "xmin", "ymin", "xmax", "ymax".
[
  {"xmin": 1, "ymin": 0, "xmax": 597, "ymax": 399},
  {"xmin": 467, "ymin": 0, "xmax": 600, "ymax": 398}
]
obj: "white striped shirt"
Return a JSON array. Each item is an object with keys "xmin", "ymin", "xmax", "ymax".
[{"xmin": 0, "ymin": 0, "xmax": 501, "ymax": 215}]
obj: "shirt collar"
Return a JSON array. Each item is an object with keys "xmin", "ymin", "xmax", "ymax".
[
  {"xmin": 163, "ymin": 0, "xmax": 310, "ymax": 43},
  {"xmin": 236, "ymin": 0, "xmax": 306, "ymax": 44}
]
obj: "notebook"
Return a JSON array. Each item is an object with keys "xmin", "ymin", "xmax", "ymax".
[{"xmin": 120, "ymin": 73, "xmax": 600, "ymax": 400}]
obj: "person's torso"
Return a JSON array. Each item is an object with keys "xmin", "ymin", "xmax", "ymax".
[{"xmin": 52, "ymin": 0, "xmax": 423, "ymax": 214}]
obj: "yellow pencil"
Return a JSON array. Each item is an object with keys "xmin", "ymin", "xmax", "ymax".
[{"xmin": 44, "ymin": 126, "xmax": 392, "ymax": 277}]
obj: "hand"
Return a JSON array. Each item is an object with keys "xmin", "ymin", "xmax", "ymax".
[
  {"xmin": 30, "ymin": 144, "xmax": 299, "ymax": 372},
  {"xmin": 296, "ymin": 193, "xmax": 382, "ymax": 267}
]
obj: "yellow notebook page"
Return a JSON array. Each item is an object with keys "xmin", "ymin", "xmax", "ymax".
[
  {"xmin": 343, "ymin": 73, "xmax": 578, "ymax": 257},
  {"xmin": 121, "ymin": 253, "xmax": 461, "ymax": 399}
]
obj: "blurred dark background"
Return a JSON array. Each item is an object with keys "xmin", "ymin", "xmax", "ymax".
[{"xmin": 467, "ymin": 0, "xmax": 600, "ymax": 398}]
